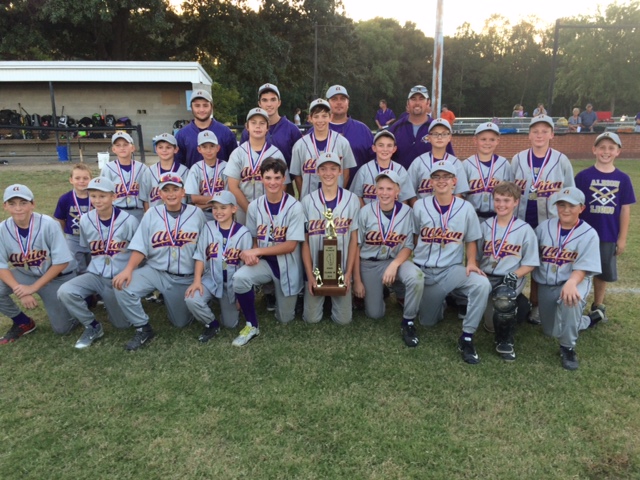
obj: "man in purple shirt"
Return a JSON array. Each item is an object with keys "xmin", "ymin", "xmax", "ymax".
[
  {"xmin": 175, "ymin": 89, "xmax": 238, "ymax": 168},
  {"xmin": 240, "ymin": 83, "xmax": 302, "ymax": 168},
  {"xmin": 375, "ymin": 100, "xmax": 396, "ymax": 129},
  {"xmin": 388, "ymin": 85, "xmax": 454, "ymax": 170}
]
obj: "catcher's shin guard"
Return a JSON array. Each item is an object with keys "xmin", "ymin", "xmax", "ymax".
[{"xmin": 492, "ymin": 281, "xmax": 518, "ymax": 346}]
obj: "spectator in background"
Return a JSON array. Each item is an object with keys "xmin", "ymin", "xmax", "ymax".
[
  {"xmin": 635, "ymin": 111, "xmax": 640, "ymax": 133},
  {"xmin": 375, "ymin": 100, "xmax": 396, "ymax": 130},
  {"xmin": 294, "ymin": 108, "xmax": 301, "ymax": 126},
  {"xmin": 440, "ymin": 104, "xmax": 456, "ymax": 125},
  {"xmin": 568, "ymin": 108, "xmax": 581, "ymax": 133},
  {"xmin": 533, "ymin": 103, "xmax": 547, "ymax": 116},
  {"xmin": 579, "ymin": 103, "xmax": 598, "ymax": 132},
  {"xmin": 512, "ymin": 104, "xmax": 524, "ymax": 118}
]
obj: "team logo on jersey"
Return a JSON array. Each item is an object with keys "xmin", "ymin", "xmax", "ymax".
[
  {"xmin": 9, "ymin": 250, "xmax": 48, "ymax": 268},
  {"xmin": 364, "ymin": 231, "xmax": 408, "ymax": 248},
  {"xmin": 151, "ymin": 230, "xmax": 198, "ymax": 248},
  {"xmin": 468, "ymin": 178, "xmax": 501, "ymax": 194},
  {"xmin": 362, "ymin": 184, "xmax": 377, "ymax": 200},
  {"xmin": 257, "ymin": 224, "xmax": 288, "ymax": 243},
  {"xmin": 302, "ymin": 158, "xmax": 317, "ymax": 175},
  {"xmin": 224, "ymin": 248, "xmax": 242, "ymax": 266},
  {"xmin": 589, "ymin": 181, "xmax": 619, "ymax": 214},
  {"xmin": 89, "ymin": 240, "xmax": 128, "ymax": 257},
  {"xmin": 420, "ymin": 134, "xmax": 429, "ymax": 144},
  {"xmin": 200, "ymin": 178, "xmax": 225, "ymax": 195},
  {"xmin": 482, "ymin": 240, "xmax": 522, "ymax": 259},
  {"xmin": 205, "ymin": 242, "xmax": 220, "ymax": 259},
  {"xmin": 240, "ymin": 167, "xmax": 261, "ymax": 183},
  {"xmin": 307, "ymin": 218, "xmax": 352, "ymax": 236},
  {"xmin": 419, "ymin": 227, "xmax": 463, "ymax": 246},
  {"xmin": 149, "ymin": 186, "xmax": 162, "ymax": 203},
  {"xmin": 114, "ymin": 182, "xmax": 140, "ymax": 199},
  {"xmin": 417, "ymin": 178, "xmax": 433, "ymax": 195},
  {"xmin": 540, "ymin": 246, "xmax": 578, "ymax": 266},
  {"xmin": 514, "ymin": 179, "xmax": 563, "ymax": 198}
]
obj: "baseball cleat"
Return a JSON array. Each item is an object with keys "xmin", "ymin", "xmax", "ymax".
[
  {"xmin": 232, "ymin": 325, "xmax": 259, "ymax": 347},
  {"xmin": 75, "ymin": 323, "xmax": 104, "ymax": 349},
  {"xmin": 401, "ymin": 321, "xmax": 419, "ymax": 347},
  {"xmin": 458, "ymin": 336, "xmax": 480, "ymax": 364},
  {"xmin": 0, "ymin": 319, "xmax": 36, "ymax": 345}
]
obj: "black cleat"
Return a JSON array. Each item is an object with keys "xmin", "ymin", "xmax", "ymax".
[
  {"xmin": 458, "ymin": 336, "xmax": 480, "ymax": 364},
  {"xmin": 401, "ymin": 321, "xmax": 419, "ymax": 347},
  {"xmin": 125, "ymin": 325, "xmax": 155, "ymax": 351},
  {"xmin": 198, "ymin": 324, "xmax": 220, "ymax": 343},
  {"xmin": 560, "ymin": 346, "xmax": 579, "ymax": 370},
  {"xmin": 496, "ymin": 341, "xmax": 516, "ymax": 362},
  {"xmin": 265, "ymin": 294, "xmax": 276, "ymax": 312}
]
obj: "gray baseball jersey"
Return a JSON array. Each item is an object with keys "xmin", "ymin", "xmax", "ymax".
[
  {"xmin": 224, "ymin": 142, "xmax": 288, "ymax": 204},
  {"xmin": 413, "ymin": 196, "xmax": 482, "ymax": 268},
  {"xmin": 350, "ymin": 160, "xmax": 416, "ymax": 204},
  {"xmin": 532, "ymin": 218, "xmax": 601, "ymax": 285},
  {"xmin": 290, "ymin": 131, "xmax": 357, "ymax": 199},
  {"xmin": 302, "ymin": 188, "xmax": 360, "ymax": 272},
  {"xmin": 148, "ymin": 161, "xmax": 190, "ymax": 207},
  {"xmin": 462, "ymin": 154, "xmax": 514, "ymax": 213},
  {"xmin": 358, "ymin": 200, "xmax": 415, "ymax": 260},
  {"xmin": 246, "ymin": 193, "xmax": 305, "ymax": 296},
  {"xmin": 100, "ymin": 160, "xmax": 153, "ymax": 210},
  {"xmin": 477, "ymin": 217, "xmax": 539, "ymax": 289},
  {"xmin": 193, "ymin": 221, "xmax": 253, "ymax": 303},
  {"xmin": 184, "ymin": 160, "xmax": 228, "ymax": 198},
  {"xmin": 128, "ymin": 204, "xmax": 206, "ymax": 274},
  {"xmin": 511, "ymin": 148, "xmax": 575, "ymax": 224},
  {"xmin": 407, "ymin": 153, "xmax": 470, "ymax": 198},
  {"xmin": 0, "ymin": 213, "xmax": 76, "ymax": 276},
  {"xmin": 79, "ymin": 208, "xmax": 140, "ymax": 278}
]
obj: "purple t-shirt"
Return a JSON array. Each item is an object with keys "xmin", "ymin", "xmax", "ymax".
[
  {"xmin": 175, "ymin": 119, "xmax": 238, "ymax": 168},
  {"xmin": 375, "ymin": 108, "xmax": 395, "ymax": 127},
  {"xmin": 53, "ymin": 191, "xmax": 92, "ymax": 235},
  {"xmin": 575, "ymin": 166, "xmax": 636, "ymax": 242},
  {"xmin": 328, "ymin": 118, "xmax": 375, "ymax": 169},
  {"xmin": 240, "ymin": 116, "xmax": 302, "ymax": 167}
]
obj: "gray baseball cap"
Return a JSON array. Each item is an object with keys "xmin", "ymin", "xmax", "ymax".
[
  {"xmin": 553, "ymin": 187, "xmax": 585, "ymax": 206},
  {"xmin": 326, "ymin": 85, "xmax": 349, "ymax": 99},
  {"xmin": 428, "ymin": 118, "xmax": 452, "ymax": 133},
  {"xmin": 530, "ymin": 114, "xmax": 554, "ymax": 129},
  {"xmin": 246, "ymin": 107, "xmax": 269, "ymax": 123},
  {"xmin": 198, "ymin": 130, "xmax": 219, "ymax": 146},
  {"xmin": 309, "ymin": 98, "xmax": 331, "ymax": 113},
  {"xmin": 191, "ymin": 89, "xmax": 213, "ymax": 103},
  {"xmin": 408, "ymin": 85, "xmax": 429, "ymax": 100},
  {"xmin": 430, "ymin": 160, "xmax": 457, "ymax": 177},
  {"xmin": 594, "ymin": 131, "xmax": 622, "ymax": 147},
  {"xmin": 373, "ymin": 130, "xmax": 396, "ymax": 143},
  {"xmin": 158, "ymin": 174, "xmax": 184, "ymax": 189},
  {"xmin": 375, "ymin": 170, "xmax": 401, "ymax": 186},
  {"xmin": 316, "ymin": 152, "xmax": 342, "ymax": 167},
  {"xmin": 87, "ymin": 177, "xmax": 115, "ymax": 193},
  {"xmin": 258, "ymin": 83, "xmax": 280, "ymax": 99},
  {"xmin": 112, "ymin": 132, "xmax": 134, "ymax": 144},
  {"xmin": 4, "ymin": 184, "xmax": 34, "ymax": 202},
  {"xmin": 475, "ymin": 122, "xmax": 500, "ymax": 135},
  {"xmin": 153, "ymin": 133, "xmax": 177, "ymax": 146},
  {"xmin": 208, "ymin": 190, "xmax": 237, "ymax": 206}
]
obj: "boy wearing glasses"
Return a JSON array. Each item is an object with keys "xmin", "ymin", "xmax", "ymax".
[
  {"xmin": 407, "ymin": 118, "xmax": 469, "ymax": 199},
  {"xmin": 413, "ymin": 161, "xmax": 491, "ymax": 364}
]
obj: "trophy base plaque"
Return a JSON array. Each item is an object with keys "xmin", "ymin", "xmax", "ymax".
[{"xmin": 312, "ymin": 237, "xmax": 347, "ymax": 297}]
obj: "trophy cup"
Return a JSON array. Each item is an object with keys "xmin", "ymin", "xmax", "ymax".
[{"xmin": 312, "ymin": 208, "xmax": 347, "ymax": 296}]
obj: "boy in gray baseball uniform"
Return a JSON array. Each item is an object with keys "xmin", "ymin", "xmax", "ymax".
[
  {"xmin": 113, "ymin": 174, "xmax": 206, "ymax": 350},
  {"xmin": 0, "ymin": 185, "xmax": 76, "ymax": 343},
  {"xmin": 353, "ymin": 170, "xmax": 424, "ymax": 346},
  {"xmin": 477, "ymin": 182, "xmax": 539, "ymax": 361},
  {"xmin": 149, "ymin": 133, "xmax": 190, "ymax": 208},
  {"xmin": 533, "ymin": 187, "xmax": 602, "ymax": 370},
  {"xmin": 185, "ymin": 191, "xmax": 252, "ymax": 342},
  {"xmin": 301, "ymin": 152, "xmax": 360, "ymax": 325},
  {"xmin": 412, "ymin": 161, "xmax": 491, "ymax": 364},
  {"xmin": 231, "ymin": 158, "xmax": 305, "ymax": 347},
  {"xmin": 57, "ymin": 177, "xmax": 140, "ymax": 348}
]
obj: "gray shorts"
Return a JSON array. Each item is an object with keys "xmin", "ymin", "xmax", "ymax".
[{"xmin": 596, "ymin": 242, "xmax": 617, "ymax": 282}]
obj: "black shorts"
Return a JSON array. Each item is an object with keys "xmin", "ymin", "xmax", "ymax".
[{"xmin": 596, "ymin": 242, "xmax": 617, "ymax": 282}]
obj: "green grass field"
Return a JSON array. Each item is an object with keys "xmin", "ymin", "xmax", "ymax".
[{"xmin": 1, "ymin": 160, "xmax": 639, "ymax": 479}]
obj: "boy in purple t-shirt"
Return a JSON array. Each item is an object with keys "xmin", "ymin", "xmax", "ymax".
[{"xmin": 574, "ymin": 132, "xmax": 636, "ymax": 322}]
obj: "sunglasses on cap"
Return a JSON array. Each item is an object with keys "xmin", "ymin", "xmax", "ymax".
[
  {"xmin": 410, "ymin": 86, "xmax": 429, "ymax": 94},
  {"xmin": 159, "ymin": 174, "xmax": 183, "ymax": 185}
]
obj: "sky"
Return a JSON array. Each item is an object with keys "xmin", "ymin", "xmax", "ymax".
[{"xmin": 340, "ymin": 0, "xmax": 616, "ymax": 37}]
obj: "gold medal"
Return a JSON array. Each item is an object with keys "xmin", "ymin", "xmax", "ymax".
[
  {"xmin": 491, "ymin": 261, "xmax": 498, "ymax": 269},
  {"xmin": 222, "ymin": 261, "xmax": 228, "ymax": 270},
  {"xmin": 105, "ymin": 257, "xmax": 111, "ymax": 265},
  {"xmin": 551, "ymin": 265, "xmax": 557, "ymax": 273},
  {"xmin": 528, "ymin": 192, "xmax": 537, "ymax": 201},
  {"xmin": 380, "ymin": 246, "xmax": 387, "ymax": 255},
  {"xmin": 483, "ymin": 193, "xmax": 490, "ymax": 203},
  {"xmin": 171, "ymin": 250, "xmax": 178, "ymax": 260},
  {"xmin": 23, "ymin": 261, "xmax": 29, "ymax": 269},
  {"xmin": 251, "ymin": 178, "xmax": 255, "ymax": 185}
]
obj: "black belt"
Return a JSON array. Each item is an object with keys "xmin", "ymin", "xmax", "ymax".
[
  {"xmin": 168, "ymin": 272, "xmax": 192, "ymax": 278},
  {"xmin": 58, "ymin": 271, "xmax": 74, "ymax": 277},
  {"xmin": 119, "ymin": 206, "xmax": 139, "ymax": 210},
  {"xmin": 476, "ymin": 210, "xmax": 495, "ymax": 219}
]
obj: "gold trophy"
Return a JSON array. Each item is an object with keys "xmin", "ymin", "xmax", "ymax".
[{"xmin": 312, "ymin": 208, "xmax": 347, "ymax": 296}]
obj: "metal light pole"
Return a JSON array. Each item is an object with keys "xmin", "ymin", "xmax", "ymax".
[{"xmin": 432, "ymin": 0, "xmax": 444, "ymax": 118}]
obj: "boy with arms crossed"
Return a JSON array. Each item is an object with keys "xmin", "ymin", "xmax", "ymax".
[
  {"xmin": 477, "ymin": 182, "xmax": 539, "ymax": 361},
  {"xmin": 575, "ymin": 132, "xmax": 635, "ymax": 321},
  {"xmin": 113, "ymin": 174, "xmax": 206, "ymax": 350},
  {"xmin": 57, "ymin": 177, "xmax": 140, "ymax": 348},
  {"xmin": 301, "ymin": 152, "xmax": 360, "ymax": 325},
  {"xmin": 533, "ymin": 187, "xmax": 602, "ymax": 370},
  {"xmin": 148, "ymin": 133, "xmax": 189, "ymax": 208},
  {"xmin": 53, "ymin": 163, "xmax": 93, "ymax": 274},
  {"xmin": 353, "ymin": 170, "xmax": 424, "ymax": 347},
  {"xmin": 185, "ymin": 191, "xmax": 252, "ymax": 342},
  {"xmin": 412, "ymin": 161, "xmax": 491, "ymax": 363},
  {"xmin": 231, "ymin": 158, "xmax": 304, "ymax": 346},
  {"xmin": 462, "ymin": 122, "xmax": 513, "ymax": 218},
  {"xmin": 0, "ymin": 185, "xmax": 76, "ymax": 343}
]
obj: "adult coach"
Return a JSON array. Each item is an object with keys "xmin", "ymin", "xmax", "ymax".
[
  {"xmin": 175, "ymin": 89, "xmax": 238, "ymax": 168},
  {"xmin": 389, "ymin": 85, "xmax": 454, "ymax": 170},
  {"xmin": 579, "ymin": 103, "xmax": 598, "ymax": 133},
  {"xmin": 325, "ymin": 85, "xmax": 375, "ymax": 175},
  {"xmin": 240, "ymin": 83, "xmax": 302, "ymax": 168},
  {"xmin": 375, "ymin": 100, "xmax": 396, "ymax": 130}
]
